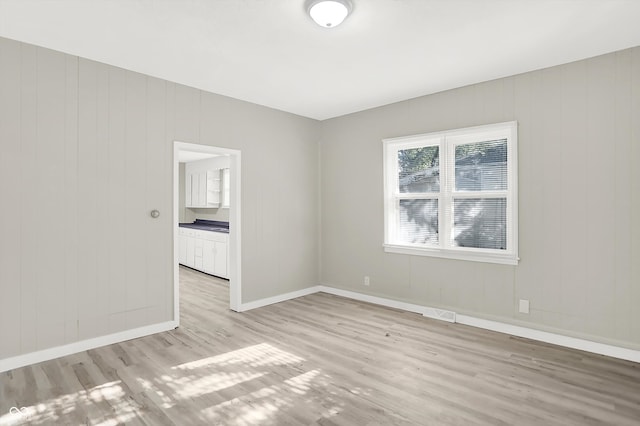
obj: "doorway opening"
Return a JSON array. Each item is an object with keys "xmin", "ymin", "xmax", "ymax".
[{"xmin": 173, "ymin": 141, "xmax": 241, "ymax": 324}]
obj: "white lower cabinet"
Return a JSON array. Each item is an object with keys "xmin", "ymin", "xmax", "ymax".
[
  {"xmin": 178, "ymin": 227, "xmax": 229, "ymax": 279},
  {"xmin": 202, "ymin": 240, "xmax": 215, "ymax": 273},
  {"xmin": 179, "ymin": 233, "xmax": 188, "ymax": 265},
  {"xmin": 186, "ymin": 233, "xmax": 195, "ymax": 267},
  {"xmin": 211, "ymin": 241, "xmax": 229, "ymax": 277},
  {"xmin": 194, "ymin": 238, "xmax": 204, "ymax": 270},
  {"xmin": 179, "ymin": 228, "xmax": 197, "ymax": 268},
  {"xmin": 203, "ymin": 240, "xmax": 227, "ymax": 277}
]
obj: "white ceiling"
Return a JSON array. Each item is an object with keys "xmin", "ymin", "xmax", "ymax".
[{"xmin": 1, "ymin": 0, "xmax": 639, "ymax": 120}]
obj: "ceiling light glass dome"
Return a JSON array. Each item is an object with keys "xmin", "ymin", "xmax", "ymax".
[{"xmin": 307, "ymin": 0, "xmax": 352, "ymax": 28}]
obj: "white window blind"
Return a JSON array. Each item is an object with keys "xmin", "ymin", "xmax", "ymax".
[{"xmin": 383, "ymin": 121, "xmax": 518, "ymax": 265}]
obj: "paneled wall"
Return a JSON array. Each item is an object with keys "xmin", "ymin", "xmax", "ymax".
[
  {"xmin": 319, "ymin": 47, "xmax": 640, "ymax": 350},
  {"xmin": 0, "ymin": 37, "xmax": 319, "ymax": 360}
]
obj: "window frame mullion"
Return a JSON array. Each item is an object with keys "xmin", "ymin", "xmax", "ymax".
[{"xmin": 440, "ymin": 136, "xmax": 450, "ymax": 250}]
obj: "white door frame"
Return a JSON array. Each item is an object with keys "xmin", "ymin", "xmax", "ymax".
[{"xmin": 173, "ymin": 141, "xmax": 242, "ymax": 322}]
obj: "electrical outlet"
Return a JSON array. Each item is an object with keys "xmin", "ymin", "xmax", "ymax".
[
  {"xmin": 364, "ymin": 276, "xmax": 370, "ymax": 286},
  {"xmin": 519, "ymin": 299, "xmax": 530, "ymax": 314}
]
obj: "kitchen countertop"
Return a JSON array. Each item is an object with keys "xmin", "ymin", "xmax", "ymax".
[{"xmin": 179, "ymin": 219, "xmax": 229, "ymax": 233}]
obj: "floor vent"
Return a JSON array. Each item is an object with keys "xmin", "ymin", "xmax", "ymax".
[{"xmin": 423, "ymin": 307, "xmax": 456, "ymax": 323}]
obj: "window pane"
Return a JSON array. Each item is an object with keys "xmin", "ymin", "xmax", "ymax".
[
  {"xmin": 453, "ymin": 198, "xmax": 506, "ymax": 250},
  {"xmin": 399, "ymin": 199, "xmax": 438, "ymax": 245},
  {"xmin": 398, "ymin": 146, "xmax": 439, "ymax": 193},
  {"xmin": 455, "ymin": 139, "xmax": 507, "ymax": 191}
]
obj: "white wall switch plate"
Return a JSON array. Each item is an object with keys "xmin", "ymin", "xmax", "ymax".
[{"xmin": 519, "ymin": 299, "xmax": 530, "ymax": 314}]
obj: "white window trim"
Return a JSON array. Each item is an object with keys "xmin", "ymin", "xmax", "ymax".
[{"xmin": 383, "ymin": 121, "xmax": 519, "ymax": 265}]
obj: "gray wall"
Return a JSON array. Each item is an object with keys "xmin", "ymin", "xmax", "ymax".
[
  {"xmin": 186, "ymin": 207, "xmax": 229, "ymax": 223},
  {"xmin": 319, "ymin": 47, "xmax": 640, "ymax": 350},
  {"xmin": 0, "ymin": 36, "xmax": 320, "ymax": 360}
]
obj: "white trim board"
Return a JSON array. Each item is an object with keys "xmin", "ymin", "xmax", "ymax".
[
  {"xmin": 0, "ymin": 321, "xmax": 177, "ymax": 373},
  {"xmin": 317, "ymin": 285, "xmax": 640, "ymax": 364},
  {"xmin": 239, "ymin": 286, "xmax": 321, "ymax": 312},
  {"xmin": 318, "ymin": 286, "xmax": 425, "ymax": 314},
  {"xmin": 455, "ymin": 315, "xmax": 640, "ymax": 364}
]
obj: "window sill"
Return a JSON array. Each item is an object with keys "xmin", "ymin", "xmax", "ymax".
[{"xmin": 383, "ymin": 244, "xmax": 519, "ymax": 265}]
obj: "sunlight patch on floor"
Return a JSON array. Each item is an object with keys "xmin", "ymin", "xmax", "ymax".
[
  {"xmin": 199, "ymin": 381, "xmax": 291, "ymax": 425},
  {"xmin": 0, "ymin": 380, "xmax": 137, "ymax": 426},
  {"xmin": 173, "ymin": 371, "xmax": 267, "ymax": 398},
  {"xmin": 173, "ymin": 342, "xmax": 305, "ymax": 370},
  {"xmin": 197, "ymin": 368, "xmax": 345, "ymax": 425},
  {"xmin": 167, "ymin": 343, "xmax": 339, "ymax": 424},
  {"xmin": 0, "ymin": 343, "xmax": 343, "ymax": 425},
  {"xmin": 284, "ymin": 369, "xmax": 320, "ymax": 394}
]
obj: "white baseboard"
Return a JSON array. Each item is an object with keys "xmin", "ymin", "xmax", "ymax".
[
  {"xmin": 455, "ymin": 315, "xmax": 640, "ymax": 363},
  {"xmin": 318, "ymin": 286, "xmax": 426, "ymax": 314},
  {"xmin": 0, "ymin": 321, "xmax": 178, "ymax": 373},
  {"xmin": 318, "ymin": 284, "xmax": 640, "ymax": 364},
  {"xmin": 239, "ymin": 286, "xmax": 322, "ymax": 312}
]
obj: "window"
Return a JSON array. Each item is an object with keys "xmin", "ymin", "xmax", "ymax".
[{"xmin": 383, "ymin": 121, "xmax": 518, "ymax": 265}]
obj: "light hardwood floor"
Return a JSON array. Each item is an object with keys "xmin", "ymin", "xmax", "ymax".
[{"xmin": 2, "ymin": 266, "xmax": 639, "ymax": 425}]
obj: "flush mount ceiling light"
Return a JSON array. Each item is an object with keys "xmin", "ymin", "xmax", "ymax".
[{"xmin": 307, "ymin": 0, "xmax": 353, "ymax": 28}]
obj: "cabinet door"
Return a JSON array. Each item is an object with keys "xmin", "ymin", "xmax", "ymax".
[
  {"xmin": 203, "ymin": 240, "xmax": 215, "ymax": 274},
  {"xmin": 191, "ymin": 173, "xmax": 207, "ymax": 207},
  {"xmin": 189, "ymin": 172, "xmax": 198, "ymax": 207},
  {"xmin": 198, "ymin": 172, "xmax": 206, "ymax": 207},
  {"xmin": 186, "ymin": 236, "xmax": 195, "ymax": 267},
  {"xmin": 213, "ymin": 241, "xmax": 228, "ymax": 278},
  {"xmin": 194, "ymin": 238, "xmax": 204, "ymax": 269},
  {"xmin": 185, "ymin": 173, "xmax": 192, "ymax": 207},
  {"xmin": 179, "ymin": 234, "xmax": 187, "ymax": 264}
]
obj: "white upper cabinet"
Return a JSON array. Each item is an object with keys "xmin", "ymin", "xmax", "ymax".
[
  {"xmin": 185, "ymin": 173, "xmax": 192, "ymax": 207},
  {"xmin": 184, "ymin": 157, "xmax": 230, "ymax": 209},
  {"xmin": 206, "ymin": 169, "xmax": 221, "ymax": 207},
  {"xmin": 222, "ymin": 168, "xmax": 230, "ymax": 208},
  {"xmin": 185, "ymin": 162, "xmax": 222, "ymax": 208}
]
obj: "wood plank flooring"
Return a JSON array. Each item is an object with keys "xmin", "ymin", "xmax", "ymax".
[{"xmin": 1, "ymin": 266, "xmax": 639, "ymax": 425}]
